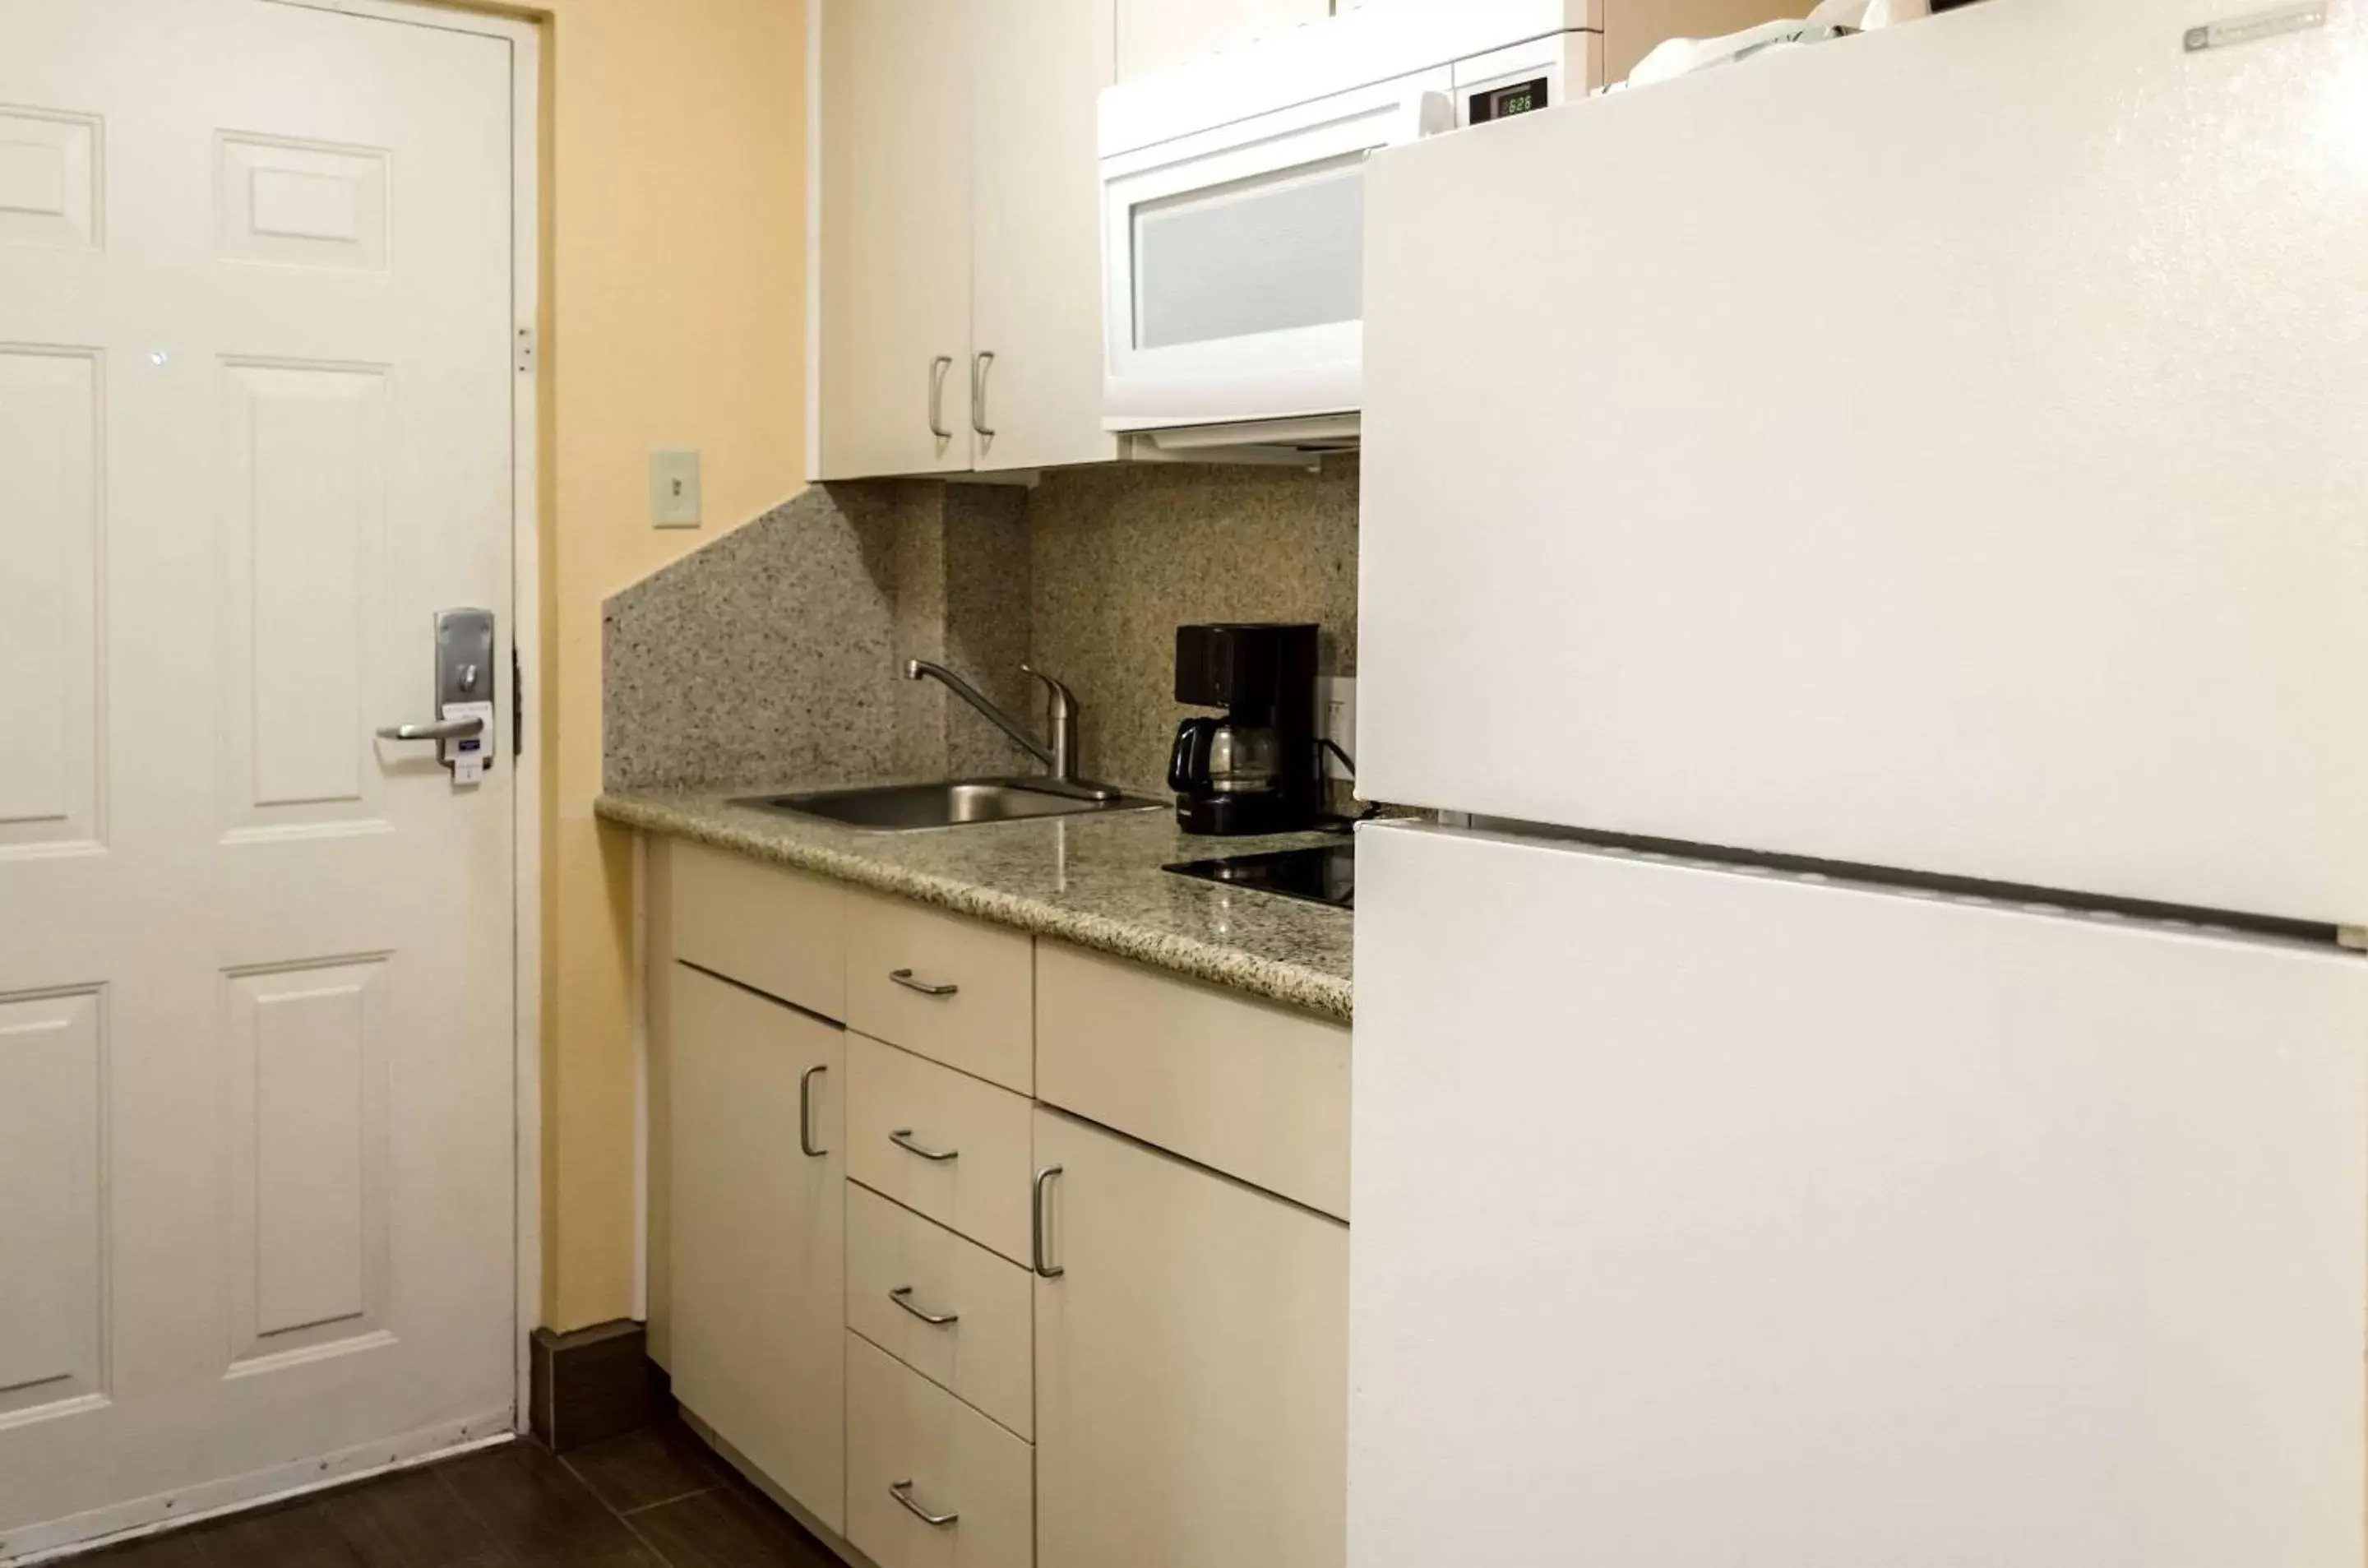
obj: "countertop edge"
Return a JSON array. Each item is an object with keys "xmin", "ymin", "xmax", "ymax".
[{"xmin": 594, "ymin": 794, "xmax": 1354, "ymax": 1025}]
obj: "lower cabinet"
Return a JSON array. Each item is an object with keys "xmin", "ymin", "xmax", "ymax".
[
  {"xmin": 1032, "ymin": 1108, "xmax": 1351, "ymax": 1568},
  {"xmin": 668, "ymin": 964, "xmax": 849, "ymax": 1533},
  {"xmin": 847, "ymin": 1331, "xmax": 1035, "ymax": 1568}
]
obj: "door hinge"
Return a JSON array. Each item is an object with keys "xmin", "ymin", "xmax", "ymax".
[
  {"xmin": 511, "ymin": 644, "xmax": 525, "ymax": 757},
  {"xmin": 515, "ymin": 326, "xmax": 536, "ymax": 373}
]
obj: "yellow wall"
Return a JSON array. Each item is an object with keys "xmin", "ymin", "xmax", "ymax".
[{"xmin": 530, "ymin": 0, "xmax": 807, "ymax": 1330}]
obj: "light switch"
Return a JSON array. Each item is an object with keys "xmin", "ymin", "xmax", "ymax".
[{"xmin": 650, "ymin": 449, "xmax": 701, "ymax": 528}]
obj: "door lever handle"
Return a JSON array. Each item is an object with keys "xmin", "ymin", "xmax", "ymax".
[{"xmin": 377, "ymin": 716, "xmax": 485, "ymax": 742}]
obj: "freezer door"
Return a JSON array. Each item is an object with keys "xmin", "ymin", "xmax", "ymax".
[
  {"xmin": 1350, "ymin": 822, "xmax": 2368, "ymax": 1568},
  {"xmin": 1359, "ymin": 0, "xmax": 2368, "ymax": 926}
]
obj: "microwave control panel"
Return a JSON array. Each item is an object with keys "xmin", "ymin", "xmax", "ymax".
[{"xmin": 1468, "ymin": 75, "xmax": 1550, "ymax": 124}]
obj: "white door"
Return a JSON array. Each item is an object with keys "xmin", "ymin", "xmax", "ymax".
[
  {"xmin": 1351, "ymin": 821, "xmax": 2368, "ymax": 1568},
  {"xmin": 0, "ymin": 0, "xmax": 519, "ymax": 1552},
  {"xmin": 1358, "ymin": 0, "xmax": 2368, "ymax": 926}
]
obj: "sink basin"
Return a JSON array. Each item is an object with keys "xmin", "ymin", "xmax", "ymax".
[{"xmin": 733, "ymin": 779, "xmax": 1164, "ymax": 832}]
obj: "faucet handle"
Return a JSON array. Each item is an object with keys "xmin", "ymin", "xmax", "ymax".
[{"xmin": 1020, "ymin": 664, "xmax": 1078, "ymax": 715}]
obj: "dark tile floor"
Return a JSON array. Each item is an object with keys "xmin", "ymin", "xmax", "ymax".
[{"xmin": 78, "ymin": 1420, "xmax": 835, "ymax": 1568}]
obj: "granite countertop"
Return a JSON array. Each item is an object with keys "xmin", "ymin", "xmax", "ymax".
[{"xmin": 596, "ymin": 786, "xmax": 1355, "ymax": 1022}]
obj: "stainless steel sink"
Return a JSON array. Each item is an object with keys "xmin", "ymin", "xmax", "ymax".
[{"xmin": 733, "ymin": 779, "xmax": 1163, "ymax": 832}]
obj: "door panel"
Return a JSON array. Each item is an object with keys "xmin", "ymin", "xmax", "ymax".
[
  {"xmin": 1034, "ymin": 1107, "xmax": 1348, "ymax": 1568},
  {"xmin": 1351, "ymin": 821, "xmax": 2368, "ymax": 1568},
  {"xmin": 670, "ymin": 966, "xmax": 848, "ymax": 1533},
  {"xmin": 0, "ymin": 0, "xmax": 517, "ymax": 1547},
  {"xmin": 0, "ymin": 990, "xmax": 103, "ymax": 1418},
  {"xmin": 0, "ymin": 347, "xmax": 99, "ymax": 849}
]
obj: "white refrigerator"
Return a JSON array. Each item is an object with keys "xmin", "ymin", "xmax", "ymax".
[{"xmin": 1350, "ymin": 1, "xmax": 2368, "ymax": 1564}]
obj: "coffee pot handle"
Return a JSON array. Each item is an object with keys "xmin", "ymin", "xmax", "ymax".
[{"xmin": 1168, "ymin": 718, "xmax": 1217, "ymax": 792}]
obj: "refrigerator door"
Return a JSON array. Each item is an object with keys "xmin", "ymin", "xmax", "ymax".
[
  {"xmin": 1351, "ymin": 822, "xmax": 2368, "ymax": 1568},
  {"xmin": 1360, "ymin": 0, "xmax": 2368, "ymax": 926}
]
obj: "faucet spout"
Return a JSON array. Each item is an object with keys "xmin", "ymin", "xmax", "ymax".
[
  {"xmin": 906, "ymin": 659, "xmax": 1053, "ymax": 768},
  {"xmin": 905, "ymin": 660, "xmax": 1119, "ymax": 802}
]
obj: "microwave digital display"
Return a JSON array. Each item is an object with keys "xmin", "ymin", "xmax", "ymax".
[{"xmin": 1470, "ymin": 76, "xmax": 1550, "ymax": 123}]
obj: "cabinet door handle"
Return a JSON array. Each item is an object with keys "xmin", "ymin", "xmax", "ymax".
[
  {"xmin": 889, "ymin": 1285, "xmax": 960, "ymax": 1327},
  {"xmin": 889, "ymin": 1479, "xmax": 959, "ymax": 1528},
  {"xmin": 798, "ymin": 1066, "xmax": 827, "ymax": 1159},
  {"xmin": 890, "ymin": 1128, "xmax": 960, "ymax": 1163},
  {"xmin": 970, "ymin": 350, "xmax": 996, "ymax": 439},
  {"xmin": 889, "ymin": 968, "xmax": 959, "ymax": 998},
  {"xmin": 927, "ymin": 354, "xmax": 955, "ymax": 441},
  {"xmin": 1032, "ymin": 1164, "xmax": 1065, "ymax": 1279}
]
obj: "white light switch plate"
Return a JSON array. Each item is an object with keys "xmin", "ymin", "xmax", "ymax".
[
  {"xmin": 650, "ymin": 448, "xmax": 701, "ymax": 528},
  {"xmin": 1319, "ymin": 676, "xmax": 1357, "ymax": 781}
]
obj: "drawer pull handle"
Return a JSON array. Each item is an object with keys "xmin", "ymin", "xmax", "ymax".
[
  {"xmin": 1032, "ymin": 1164, "xmax": 1065, "ymax": 1279},
  {"xmin": 798, "ymin": 1065, "xmax": 827, "ymax": 1159},
  {"xmin": 890, "ymin": 1479, "xmax": 959, "ymax": 1528},
  {"xmin": 890, "ymin": 1128, "xmax": 960, "ymax": 1163},
  {"xmin": 889, "ymin": 969, "xmax": 960, "ymax": 998},
  {"xmin": 890, "ymin": 1286, "xmax": 960, "ymax": 1326}
]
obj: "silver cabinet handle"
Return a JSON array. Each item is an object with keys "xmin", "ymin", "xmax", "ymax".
[
  {"xmin": 890, "ymin": 1286, "xmax": 959, "ymax": 1326},
  {"xmin": 927, "ymin": 354, "xmax": 955, "ymax": 440},
  {"xmin": 798, "ymin": 1065, "xmax": 827, "ymax": 1159},
  {"xmin": 890, "ymin": 1128, "xmax": 959, "ymax": 1163},
  {"xmin": 376, "ymin": 715, "xmax": 484, "ymax": 742},
  {"xmin": 970, "ymin": 350, "xmax": 996, "ymax": 439},
  {"xmin": 889, "ymin": 1479, "xmax": 958, "ymax": 1529},
  {"xmin": 1032, "ymin": 1165, "xmax": 1064, "ymax": 1279},
  {"xmin": 889, "ymin": 969, "xmax": 959, "ymax": 998}
]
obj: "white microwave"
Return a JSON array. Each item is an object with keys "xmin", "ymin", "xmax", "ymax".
[{"xmin": 1098, "ymin": 0, "xmax": 1595, "ymax": 442}]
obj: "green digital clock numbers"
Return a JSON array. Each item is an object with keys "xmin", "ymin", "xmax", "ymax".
[{"xmin": 1473, "ymin": 76, "xmax": 1551, "ymax": 124}]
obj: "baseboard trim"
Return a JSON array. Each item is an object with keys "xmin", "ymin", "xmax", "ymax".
[
  {"xmin": 2, "ymin": 1413, "xmax": 515, "ymax": 1565},
  {"xmin": 529, "ymin": 1319, "xmax": 665, "ymax": 1453}
]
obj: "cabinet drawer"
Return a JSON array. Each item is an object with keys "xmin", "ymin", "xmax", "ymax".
[
  {"xmin": 847, "ymin": 1333, "xmax": 1034, "ymax": 1568},
  {"xmin": 848, "ymin": 1183, "xmax": 1034, "ymax": 1440},
  {"xmin": 669, "ymin": 841, "xmax": 847, "ymax": 1020},
  {"xmin": 1036, "ymin": 942, "xmax": 1351, "ymax": 1219},
  {"xmin": 849, "ymin": 1032, "xmax": 1035, "ymax": 1264},
  {"xmin": 847, "ymin": 890, "xmax": 1034, "ymax": 1093}
]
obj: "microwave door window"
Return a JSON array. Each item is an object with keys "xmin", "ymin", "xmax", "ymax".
[{"xmin": 1132, "ymin": 153, "xmax": 1366, "ymax": 351}]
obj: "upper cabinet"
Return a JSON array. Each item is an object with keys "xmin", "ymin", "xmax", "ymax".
[
  {"xmin": 968, "ymin": 0, "xmax": 1119, "ymax": 474},
  {"xmin": 1112, "ymin": 0, "xmax": 1330, "ymax": 80},
  {"xmin": 814, "ymin": 0, "xmax": 1117, "ymax": 480},
  {"xmin": 816, "ymin": 0, "xmax": 974, "ymax": 479}
]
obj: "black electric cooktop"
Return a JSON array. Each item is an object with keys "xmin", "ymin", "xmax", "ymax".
[{"xmin": 1163, "ymin": 840, "xmax": 1356, "ymax": 910}]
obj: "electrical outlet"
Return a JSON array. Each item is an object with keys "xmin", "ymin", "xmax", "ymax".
[
  {"xmin": 650, "ymin": 448, "xmax": 701, "ymax": 528},
  {"xmin": 1318, "ymin": 676, "xmax": 1357, "ymax": 781}
]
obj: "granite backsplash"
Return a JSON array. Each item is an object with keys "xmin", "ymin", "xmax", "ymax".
[{"xmin": 604, "ymin": 458, "xmax": 1359, "ymax": 802}]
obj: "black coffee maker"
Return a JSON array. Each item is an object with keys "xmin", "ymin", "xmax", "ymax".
[{"xmin": 1168, "ymin": 623, "xmax": 1320, "ymax": 836}]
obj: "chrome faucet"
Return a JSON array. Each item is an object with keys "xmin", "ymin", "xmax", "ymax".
[{"xmin": 905, "ymin": 659, "xmax": 1119, "ymax": 801}]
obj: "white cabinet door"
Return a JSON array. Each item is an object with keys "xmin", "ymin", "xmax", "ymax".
[
  {"xmin": 817, "ymin": 0, "xmax": 973, "ymax": 479},
  {"xmin": 967, "ymin": 0, "xmax": 1118, "ymax": 471},
  {"xmin": 1359, "ymin": 0, "xmax": 2368, "ymax": 925},
  {"xmin": 1352, "ymin": 821, "xmax": 2368, "ymax": 1568},
  {"xmin": 1034, "ymin": 1108, "xmax": 1348, "ymax": 1568},
  {"xmin": 670, "ymin": 966, "xmax": 848, "ymax": 1533},
  {"xmin": 1114, "ymin": 0, "xmax": 1329, "ymax": 80}
]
